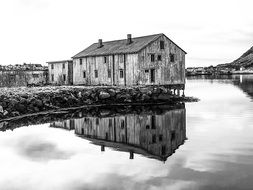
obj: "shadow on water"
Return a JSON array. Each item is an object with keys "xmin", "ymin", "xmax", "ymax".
[{"xmin": 0, "ymin": 104, "xmax": 187, "ymax": 162}]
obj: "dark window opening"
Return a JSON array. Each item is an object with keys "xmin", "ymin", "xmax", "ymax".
[
  {"xmin": 62, "ymin": 63, "xmax": 65, "ymax": 69},
  {"xmin": 160, "ymin": 41, "xmax": 165, "ymax": 49},
  {"xmin": 146, "ymin": 125, "xmax": 150, "ymax": 129},
  {"xmin": 151, "ymin": 115, "xmax": 156, "ymax": 129},
  {"xmin": 171, "ymin": 131, "xmax": 176, "ymax": 141},
  {"xmin": 96, "ymin": 118, "xmax": 99, "ymax": 125},
  {"xmin": 170, "ymin": 53, "xmax": 175, "ymax": 62},
  {"xmin": 104, "ymin": 56, "xmax": 107, "ymax": 63},
  {"xmin": 94, "ymin": 70, "xmax": 98, "ymax": 78},
  {"xmin": 51, "ymin": 74, "xmax": 54, "ymax": 82},
  {"xmin": 119, "ymin": 55, "xmax": 124, "ymax": 63},
  {"xmin": 161, "ymin": 145, "xmax": 166, "ymax": 155},
  {"xmin": 150, "ymin": 69, "xmax": 155, "ymax": 83},
  {"xmin": 159, "ymin": 134, "xmax": 163, "ymax": 141},
  {"xmin": 108, "ymin": 69, "xmax": 111, "ymax": 78},
  {"xmin": 79, "ymin": 58, "xmax": 82, "ymax": 65},
  {"xmin": 152, "ymin": 135, "xmax": 156, "ymax": 143},
  {"xmin": 151, "ymin": 54, "xmax": 155, "ymax": 62},
  {"xmin": 83, "ymin": 71, "xmax": 86, "ymax": 78},
  {"xmin": 120, "ymin": 69, "xmax": 124, "ymax": 78},
  {"xmin": 109, "ymin": 119, "xmax": 112, "ymax": 127},
  {"xmin": 51, "ymin": 64, "xmax": 54, "ymax": 69},
  {"xmin": 81, "ymin": 128, "xmax": 84, "ymax": 135},
  {"xmin": 157, "ymin": 55, "xmax": 162, "ymax": 61},
  {"xmin": 145, "ymin": 70, "xmax": 149, "ymax": 73},
  {"xmin": 63, "ymin": 74, "xmax": 66, "ymax": 81},
  {"xmin": 106, "ymin": 132, "xmax": 109, "ymax": 140},
  {"xmin": 121, "ymin": 119, "xmax": 125, "ymax": 129}
]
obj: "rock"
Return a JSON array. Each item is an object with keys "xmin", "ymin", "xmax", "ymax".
[
  {"xmin": 141, "ymin": 94, "xmax": 150, "ymax": 101},
  {"xmin": 0, "ymin": 105, "xmax": 3, "ymax": 113},
  {"xmin": 116, "ymin": 94, "xmax": 132, "ymax": 101},
  {"xmin": 107, "ymin": 89, "xmax": 116, "ymax": 97},
  {"xmin": 15, "ymin": 103, "xmax": 26, "ymax": 113},
  {"xmin": 3, "ymin": 110, "xmax": 8, "ymax": 116},
  {"xmin": 157, "ymin": 93, "xmax": 172, "ymax": 100},
  {"xmin": 10, "ymin": 111, "xmax": 20, "ymax": 117},
  {"xmin": 99, "ymin": 91, "xmax": 111, "ymax": 99}
]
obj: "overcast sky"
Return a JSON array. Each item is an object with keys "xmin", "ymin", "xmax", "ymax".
[{"xmin": 0, "ymin": 0, "xmax": 253, "ymax": 67}]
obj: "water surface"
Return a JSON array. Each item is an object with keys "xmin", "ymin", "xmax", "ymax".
[{"xmin": 0, "ymin": 75, "xmax": 253, "ymax": 190}]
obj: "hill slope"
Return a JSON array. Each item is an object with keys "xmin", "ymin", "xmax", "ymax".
[{"xmin": 218, "ymin": 46, "xmax": 253, "ymax": 68}]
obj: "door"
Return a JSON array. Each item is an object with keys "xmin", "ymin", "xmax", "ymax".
[{"xmin": 150, "ymin": 69, "xmax": 155, "ymax": 83}]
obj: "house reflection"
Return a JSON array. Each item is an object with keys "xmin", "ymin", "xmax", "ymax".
[{"xmin": 50, "ymin": 107, "xmax": 186, "ymax": 162}]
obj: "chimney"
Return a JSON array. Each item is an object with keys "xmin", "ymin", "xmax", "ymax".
[
  {"xmin": 127, "ymin": 34, "xmax": 132, "ymax": 44},
  {"xmin": 98, "ymin": 39, "xmax": 103, "ymax": 48}
]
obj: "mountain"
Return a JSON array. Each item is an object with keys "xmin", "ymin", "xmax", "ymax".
[{"xmin": 218, "ymin": 46, "xmax": 253, "ymax": 69}]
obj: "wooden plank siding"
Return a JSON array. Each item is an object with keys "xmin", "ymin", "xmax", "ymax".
[
  {"xmin": 48, "ymin": 60, "xmax": 73, "ymax": 85},
  {"xmin": 72, "ymin": 34, "xmax": 185, "ymax": 87},
  {"xmin": 137, "ymin": 35, "xmax": 185, "ymax": 85}
]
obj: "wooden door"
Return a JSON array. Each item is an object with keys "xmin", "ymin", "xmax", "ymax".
[{"xmin": 150, "ymin": 69, "xmax": 155, "ymax": 83}]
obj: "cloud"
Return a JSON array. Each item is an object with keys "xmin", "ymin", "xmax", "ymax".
[{"xmin": 14, "ymin": 135, "xmax": 73, "ymax": 162}]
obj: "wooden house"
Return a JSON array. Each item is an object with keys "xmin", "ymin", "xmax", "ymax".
[
  {"xmin": 72, "ymin": 33, "xmax": 186, "ymax": 90},
  {"xmin": 47, "ymin": 60, "xmax": 73, "ymax": 85}
]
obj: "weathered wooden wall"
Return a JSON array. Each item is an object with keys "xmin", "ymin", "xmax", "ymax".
[
  {"xmin": 48, "ymin": 61, "xmax": 72, "ymax": 85},
  {"xmin": 73, "ymin": 37, "xmax": 185, "ymax": 86},
  {"xmin": 0, "ymin": 70, "xmax": 47, "ymax": 87},
  {"xmin": 73, "ymin": 54, "xmax": 138, "ymax": 86},
  {"xmin": 137, "ymin": 35, "xmax": 185, "ymax": 85}
]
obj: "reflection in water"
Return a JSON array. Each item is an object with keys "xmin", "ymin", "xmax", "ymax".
[
  {"xmin": 232, "ymin": 75, "xmax": 253, "ymax": 98},
  {"xmin": 50, "ymin": 106, "xmax": 186, "ymax": 161}
]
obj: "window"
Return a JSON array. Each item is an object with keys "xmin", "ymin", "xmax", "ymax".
[
  {"xmin": 108, "ymin": 69, "xmax": 111, "ymax": 78},
  {"xmin": 104, "ymin": 56, "xmax": 107, "ymax": 63},
  {"xmin": 51, "ymin": 74, "xmax": 54, "ymax": 81},
  {"xmin": 62, "ymin": 63, "xmax": 65, "ymax": 69},
  {"xmin": 145, "ymin": 70, "xmax": 149, "ymax": 73},
  {"xmin": 109, "ymin": 119, "xmax": 112, "ymax": 127},
  {"xmin": 79, "ymin": 58, "xmax": 82, "ymax": 65},
  {"xmin": 159, "ymin": 134, "xmax": 163, "ymax": 142},
  {"xmin": 119, "ymin": 69, "xmax": 124, "ymax": 78},
  {"xmin": 121, "ymin": 120, "xmax": 125, "ymax": 129},
  {"xmin": 157, "ymin": 55, "xmax": 162, "ymax": 61},
  {"xmin": 151, "ymin": 54, "xmax": 155, "ymax": 62},
  {"xmin": 119, "ymin": 55, "xmax": 124, "ymax": 63},
  {"xmin": 96, "ymin": 118, "xmax": 99, "ymax": 125},
  {"xmin": 151, "ymin": 115, "xmax": 156, "ymax": 129},
  {"xmin": 170, "ymin": 53, "xmax": 175, "ymax": 62},
  {"xmin": 160, "ymin": 41, "xmax": 165, "ymax": 49},
  {"xmin": 63, "ymin": 74, "xmax": 66, "ymax": 81},
  {"xmin": 94, "ymin": 70, "xmax": 98, "ymax": 78},
  {"xmin": 83, "ymin": 71, "xmax": 86, "ymax": 78},
  {"xmin": 152, "ymin": 135, "xmax": 156, "ymax": 143},
  {"xmin": 51, "ymin": 64, "xmax": 54, "ymax": 69}
]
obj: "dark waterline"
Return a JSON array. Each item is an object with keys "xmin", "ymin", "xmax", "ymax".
[{"xmin": 0, "ymin": 75, "xmax": 253, "ymax": 190}]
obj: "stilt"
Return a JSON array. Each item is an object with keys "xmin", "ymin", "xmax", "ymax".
[
  {"xmin": 130, "ymin": 151, "xmax": 134, "ymax": 159},
  {"xmin": 182, "ymin": 90, "xmax": 185, "ymax": 97},
  {"xmin": 101, "ymin": 145, "xmax": 105, "ymax": 152},
  {"xmin": 177, "ymin": 89, "xmax": 180, "ymax": 96}
]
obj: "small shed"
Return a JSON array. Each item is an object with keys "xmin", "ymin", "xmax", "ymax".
[{"xmin": 47, "ymin": 60, "xmax": 73, "ymax": 85}]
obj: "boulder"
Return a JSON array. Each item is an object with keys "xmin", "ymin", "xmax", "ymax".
[
  {"xmin": 0, "ymin": 105, "xmax": 3, "ymax": 113},
  {"xmin": 157, "ymin": 93, "xmax": 172, "ymax": 100},
  {"xmin": 99, "ymin": 91, "xmax": 111, "ymax": 99}
]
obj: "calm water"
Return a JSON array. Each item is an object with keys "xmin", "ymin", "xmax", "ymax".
[{"xmin": 0, "ymin": 75, "xmax": 253, "ymax": 190}]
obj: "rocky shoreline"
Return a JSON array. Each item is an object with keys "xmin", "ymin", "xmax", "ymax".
[{"xmin": 0, "ymin": 86, "xmax": 197, "ymax": 120}]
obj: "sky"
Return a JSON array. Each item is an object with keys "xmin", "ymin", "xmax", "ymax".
[{"xmin": 0, "ymin": 0, "xmax": 253, "ymax": 67}]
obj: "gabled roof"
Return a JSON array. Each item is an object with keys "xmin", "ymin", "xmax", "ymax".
[
  {"xmin": 47, "ymin": 60, "xmax": 73, "ymax": 64},
  {"xmin": 72, "ymin": 33, "xmax": 186, "ymax": 58}
]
